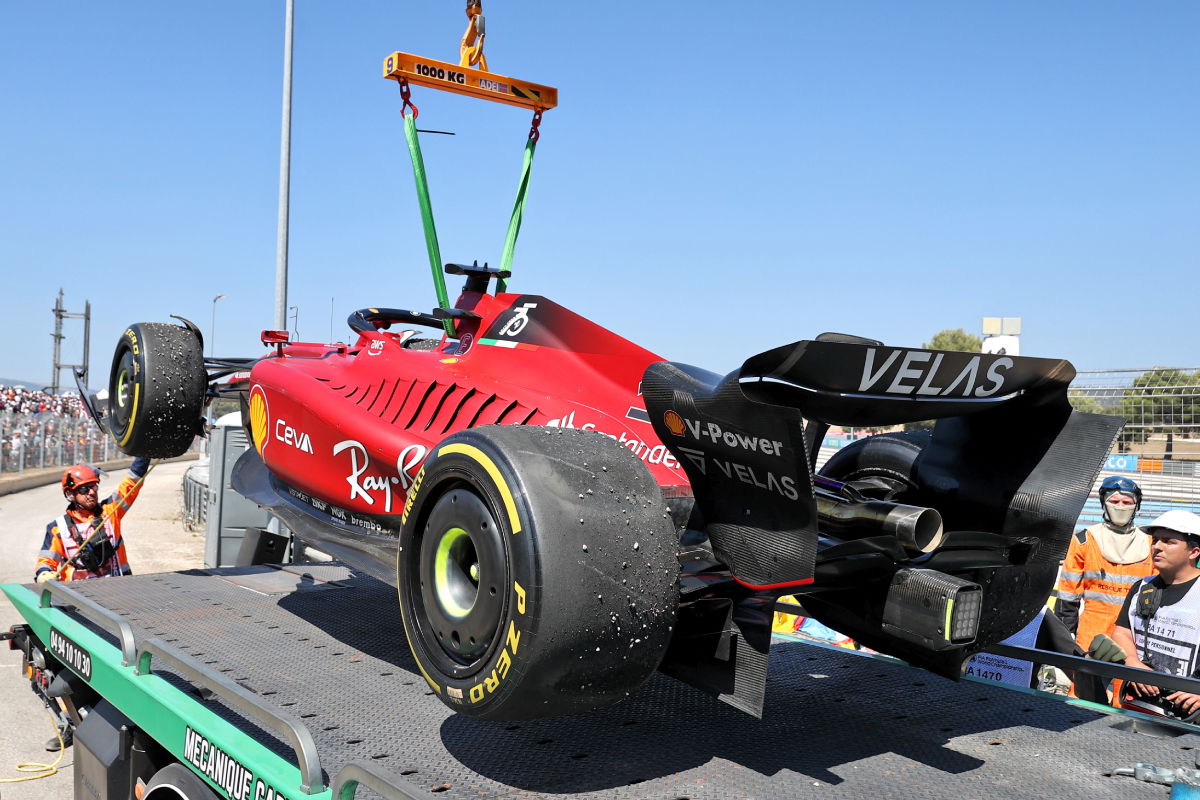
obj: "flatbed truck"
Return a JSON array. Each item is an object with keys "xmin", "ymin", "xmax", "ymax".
[{"xmin": 4, "ymin": 563, "xmax": 1198, "ymax": 800}]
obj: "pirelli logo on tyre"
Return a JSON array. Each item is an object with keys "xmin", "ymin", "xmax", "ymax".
[
  {"xmin": 401, "ymin": 466, "xmax": 425, "ymax": 525},
  {"xmin": 123, "ymin": 327, "xmax": 140, "ymax": 357},
  {"xmin": 452, "ymin": 581, "xmax": 526, "ymax": 706}
]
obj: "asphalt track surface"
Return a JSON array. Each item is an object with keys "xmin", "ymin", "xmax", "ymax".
[{"xmin": 0, "ymin": 459, "xmax": 202, "ymax": 800}]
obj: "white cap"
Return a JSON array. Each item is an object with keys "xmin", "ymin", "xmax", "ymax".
[{"xmin": 1145, "ymin": 510, "xmax": 1200, "ymax": 541}]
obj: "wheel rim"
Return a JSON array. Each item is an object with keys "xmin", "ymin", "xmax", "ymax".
[
  {"xmin": 415, "ymin": 486, "xmax": 508, "ymax": 673},
  {"xmin": 111, "ymin": 348, "xmax": 136, "ymax": 432}
]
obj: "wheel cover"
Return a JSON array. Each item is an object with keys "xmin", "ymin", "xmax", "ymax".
[{"xmin": 415, "ymin": 487, "xmax": 508, "ymax": 674}]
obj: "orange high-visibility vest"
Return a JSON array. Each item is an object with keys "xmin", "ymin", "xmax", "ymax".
[
  {"xmin": 36, "ymin": 473, "xmax": 143, "ymax": 581},
  {"xmin": 1055, "ymin": 524, "xmax": 1155, "ymax": 650}
]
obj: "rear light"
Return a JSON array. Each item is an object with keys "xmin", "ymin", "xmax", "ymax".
[{"xmin": 882, "ymin": 568, "xmax": 983, "ymax": 650}]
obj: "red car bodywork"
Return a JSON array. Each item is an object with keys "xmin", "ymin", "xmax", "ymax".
[{"xmin": 247, "ymin": 289, "xmax": 688, "ymax": 528}]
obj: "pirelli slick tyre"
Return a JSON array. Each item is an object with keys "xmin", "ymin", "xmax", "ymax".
[
  {"xmin": 398, "ymin": 425, "xmax": 679, "ymax": 720},
  {"xmin": 107, "ymin": 321, "xmax": 207, "ymax": 458},
  {"xmin": 818, "ymin": 430, "xmax": 931, "ymax": 501}
]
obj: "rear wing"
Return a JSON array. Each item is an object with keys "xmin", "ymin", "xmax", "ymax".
[
  {"xmin": 644, "ymin": 337, "xmax": 1123, "ymax": 587},
  {"xmin": 739, "ymin": 339, "xmax": 1076, "ymax": 427}
]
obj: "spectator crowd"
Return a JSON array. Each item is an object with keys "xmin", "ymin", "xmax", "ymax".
[
  {"xmin": 1, "ymin": 384, "xmax": 108, "ymax": 473},
  {"xmin": 0, "ymin": 384, "xmax": 89, "ymax": 417}
]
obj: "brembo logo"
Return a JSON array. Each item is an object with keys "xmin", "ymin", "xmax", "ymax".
[{"xmin": 858, "ymin": 349, "xmax": 1014, "ymax": 398}]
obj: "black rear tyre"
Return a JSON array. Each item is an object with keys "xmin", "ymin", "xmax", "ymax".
[
  {"xmin": 107, "ymin": 322, "xmax": 207, "ymax": 458},
  {"xmin": 398, "ymin": 426, "xmax": 679, "ymax": 720},
  {"xmin": 818, "ymin": 430, "xmax": 931, "ymax": 501}
]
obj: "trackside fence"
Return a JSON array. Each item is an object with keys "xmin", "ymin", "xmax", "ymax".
[
  {"xmin": 0, "ymin": 412, "xmax": 115, "ymax": 474},
  {"xmin": 1070, "ymin": 366, "xmax": 1200, "ymax": 525},
  {"xmin": 181, "ymin": 462, "xmax": 209, "ymax": 531}
]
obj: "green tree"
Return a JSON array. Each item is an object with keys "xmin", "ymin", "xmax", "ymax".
[
  {"xmin": 1067, "ymin": 393, "xmax": 1105, "ymax": 415},
  {"xmin": 1116, "ymin": 368, "xmax": 1200, "ymax": 448},
  {"xmin": 209, "ymin": 397, "xmax": 240, "ymax": 421},
  {"xmin": 923, "ymin": 328, "xmax": 983, "ymax": 353}
]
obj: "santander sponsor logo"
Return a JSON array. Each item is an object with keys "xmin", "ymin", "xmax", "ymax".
[{"xmin": 545, "ymin": 411, "xmax": 679, "ymax": 469}]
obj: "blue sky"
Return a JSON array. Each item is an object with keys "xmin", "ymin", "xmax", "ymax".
[{"xmin": 2, "ymin": 2, "xmax": 1196, "ymax": 389}]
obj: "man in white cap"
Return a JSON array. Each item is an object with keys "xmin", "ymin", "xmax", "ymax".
[{"xmin": 1111, "ymin": 509, "xmax": 1200, "ymax": 717}]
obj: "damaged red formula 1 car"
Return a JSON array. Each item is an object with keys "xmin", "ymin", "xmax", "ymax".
[{"xmin": 89, "ymin": 267, "xmax": 1122, "ymax": 721}]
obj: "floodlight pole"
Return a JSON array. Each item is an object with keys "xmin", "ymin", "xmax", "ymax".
[{"xmin": 274, "ymin": 0, "xmax": 295, "ymax": 331}]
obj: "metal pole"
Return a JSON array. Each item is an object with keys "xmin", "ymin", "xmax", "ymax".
[
  {"xmin": 274, "ymin": 0, "xmax": 295, "ymax": 331},
  {"xmin": 81, "ymin": 300, "xmax": 91, "ymax": 391},
  {"xmin": 51, "ymin": 289, "xmax": 64, "ymax": 394}
]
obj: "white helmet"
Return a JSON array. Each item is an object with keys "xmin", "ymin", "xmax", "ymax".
[{"xmin": 1144, "ymin": 510, "xmax": 1200, "ymax": 545}]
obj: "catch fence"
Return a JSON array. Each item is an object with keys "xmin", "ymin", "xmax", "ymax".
[
  {"xmin": 0, "ymin": 411, "xmax": 116, "ymax": 473},
  {"xmin": 1070, "ymin": 366, "xmax": 1200, "ymax": 520}
]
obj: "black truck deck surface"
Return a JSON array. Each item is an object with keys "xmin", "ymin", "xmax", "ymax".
[{"xmin": 56, "ymin": 563, "xmax": 1198, "ymax": 800}]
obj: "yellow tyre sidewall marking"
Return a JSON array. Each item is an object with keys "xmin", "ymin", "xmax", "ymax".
[
  {"xmin": 401, "ymin": 441, "xmax": 527, "ymax": 704},
  {"xmin": 397, "ymin": 587, "xmax": 443, "ymax": 695},
  {"xmin": 116, "ymin": 330, "xmax": 141, "ymax": 447},
  {"xmin": 117, "ymin": 382, "xmax": 140, "ymax": 447},
  {"xmin": 436, "ymin": 443, "xmax": 522, "ymax": 535}
]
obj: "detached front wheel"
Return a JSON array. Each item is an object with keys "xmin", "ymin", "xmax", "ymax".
[
  {"xmin": 398, "ymin": 426, "xmax": 679, "ymax": 720},
  {"xmin": 107, "ymin": 321, "xmax": 206, "ymax": 458}
]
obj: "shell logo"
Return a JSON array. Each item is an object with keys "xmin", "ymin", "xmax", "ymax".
[
  {"xmin": 663, "ymin": 410, "xmax": 686, "ymax": 437},
  {"xmin": 249, "ymin": 385, "xmax": 270, "ymax": 453}
]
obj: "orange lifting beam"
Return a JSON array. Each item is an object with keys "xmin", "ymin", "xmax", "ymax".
[{"xmin": 382, "ymin": 51, "xmax": 557, "ymax": 111}]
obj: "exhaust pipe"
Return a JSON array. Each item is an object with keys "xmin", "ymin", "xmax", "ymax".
[{"xmin": 814, "ymin": 488, "xmax": 945, "ymax": 554}]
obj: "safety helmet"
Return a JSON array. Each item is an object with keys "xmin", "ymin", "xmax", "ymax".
[
  {"xmin": 1099, "ymin": 475, "xmax": 1142, "ymax": 507},
  {"xmin": 1144, "ymin": 509, "xmax": 1200, "ymax": 546},
  {"xmin": 61, "ymin": 464, "xmax": 100, "ymax": 492}
]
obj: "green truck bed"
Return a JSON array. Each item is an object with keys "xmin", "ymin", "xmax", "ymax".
[{"xmin": 4, "ymin": 563, "xmax": 1195, "ymax": 800}]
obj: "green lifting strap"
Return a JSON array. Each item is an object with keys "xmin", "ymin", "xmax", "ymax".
[
  {"xmin": 401, "ymin": 112, "xmax": 456, "ymax": 338},
  {"xmin": 400, "ymin": 105, "xmax": 540, "ymax": 316},
  {"xmin": 496, "ymin": 135, "xmax": 537, "ymax": 293}
]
